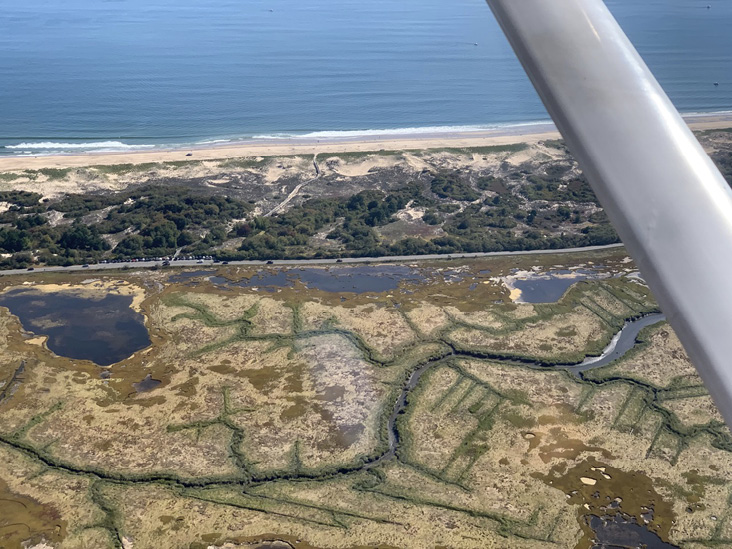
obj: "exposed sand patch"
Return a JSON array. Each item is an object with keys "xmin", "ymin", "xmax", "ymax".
[
  {"xmin": 25, "ymin": 336, "xmax": 47, "ymax": 347},
  {"xmin": 403, "ymin": 153, "xmax": 432, "ymax": 172},
  {"xmin": 263, "ymin": 156, "xmax": 312, "ymax": 183},
  {"xmin": 328, "ymin": 155, "xmax": 403, "ymax": 177},
  {"xmin": 395, "ymin": 204, "xmax": 425, "ymax": 222},
  {"xmin": 505, "ymin": 149, "xmax": 536, "ymax": 166}
]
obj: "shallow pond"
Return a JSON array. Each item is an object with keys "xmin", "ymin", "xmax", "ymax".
[
  {"xmin": 209, "ymin": 271, "xmax": 294, "ymax": 291},
  {"xmin": 133, "ymin": 373, "xmax": 162, "ymax": 392},
  {"xmin": 0, "ymin": 288, "xmax": 150, "ymax": 366},
  {"xmin": 297, "ymin": 266, "xmax": 425, "ymax": 293},
  {"xmin": 203, "ymin": 265, "xmax": 426, "ymax": 294},
  {"xmin": 169, "ymin": 270, "xmax": 217, "ymax": 283},
  {"xmin": 513, "ymin": 270, "xmax": 600, "ymax": 303},
  {"xmin": 590, "ymin": 514, "xmax": 677, "ymax": 548}
]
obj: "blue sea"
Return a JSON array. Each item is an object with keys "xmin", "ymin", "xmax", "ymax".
[{"xmin": 0, "ymin": 0, "xmax": 730, "ymax": 155}]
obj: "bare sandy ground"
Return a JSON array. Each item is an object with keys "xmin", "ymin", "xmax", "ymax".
[{"xmin": 1, "ymin": 113, "xmax": 730, "ymax": 172}]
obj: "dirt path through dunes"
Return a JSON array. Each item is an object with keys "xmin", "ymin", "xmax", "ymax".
[{"xmin": 264, "ymin": 155, "xmax": 320, "ymax": 217}]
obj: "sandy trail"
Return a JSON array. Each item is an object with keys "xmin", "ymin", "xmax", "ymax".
[{"xmin": 264, "ymin": 155, "xmax": 320, "ymax": 217}]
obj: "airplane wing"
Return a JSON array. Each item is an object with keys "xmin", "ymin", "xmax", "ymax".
[{"xmin": 485, "ymin": 0, "xmax": 732, "ymax": 425}]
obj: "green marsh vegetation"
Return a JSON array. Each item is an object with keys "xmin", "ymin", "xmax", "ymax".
[{"xmin": 0, "ymin": 267, "xmax": 731, "ymax": 547}]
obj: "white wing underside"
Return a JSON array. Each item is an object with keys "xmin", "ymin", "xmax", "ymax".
[{"xmin": 485, "ymin": 0, "xmax": 732, "ymax": 424}]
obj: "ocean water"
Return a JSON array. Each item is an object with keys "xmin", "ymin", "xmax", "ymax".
[{"xmin": 0, "ymin": 0, "xmax": 730, "ymax": 155}]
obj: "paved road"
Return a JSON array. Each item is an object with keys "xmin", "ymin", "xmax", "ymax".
[{"xmin": 0, "ymin": 243, "xmax": 625, "ymax": 277}]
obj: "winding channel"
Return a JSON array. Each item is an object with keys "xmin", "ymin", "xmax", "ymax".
[
  {"xmin": 0, "ymin": 305, "xmax": 666, "ymax": 478},
  {"xmin": 0, "ymin": 311, "xmax": 670, "ymax": 548},
  {"xmin": 375, "ymin": 313, "xmax": 667, "ymax": 467}
]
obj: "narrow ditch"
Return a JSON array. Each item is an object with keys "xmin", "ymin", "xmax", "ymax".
[{"xmin": 0, "ymin": 311, "xmax": 674, "ymax": 542}]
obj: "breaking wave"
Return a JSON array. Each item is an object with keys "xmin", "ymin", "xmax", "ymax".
[
  {"xmin": 4, "ymin": 141, "xmax": 156, "ymax": 151},
  {"xmin": 251, "ymin": 122, "xmax": 555, "ymax": 141}
]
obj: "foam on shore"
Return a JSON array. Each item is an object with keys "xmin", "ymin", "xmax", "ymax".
[
  {"xmin": 3, "ymin": 110, "xmax": 731, "ymax": 159},
  {"xmin": 0, "ymin": 111, "xmax": 730, "ymax": 172},
  {"xmin": 5, "ymin": 141, "xmax": 156, "ymax": 152}
]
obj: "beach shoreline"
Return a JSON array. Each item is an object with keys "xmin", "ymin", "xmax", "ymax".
[{"xmin": 1, "ymin": 112, "xmax": 731, "ymax": 172}]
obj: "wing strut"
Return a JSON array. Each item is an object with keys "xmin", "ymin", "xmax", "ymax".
[{"xmin": 485, "ymin": 0, "xmax": 732, "ymax": 424}]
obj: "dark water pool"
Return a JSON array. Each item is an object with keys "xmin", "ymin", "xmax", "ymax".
[
  {"xmin": 297, "ymin": 266, "xmax": 424, "ymax": 293},
  {"xmin": 219, "ymin": 270, "xmax": 294, "ymax": 291},
  {"xmin": 200, "ymin": 265, "xmax": 425, "ymax": 294},
  {"xmin": 168, "ymin": 270, "xmax": 216, "ymax": 283},
  {"xmin": 0, "ymin": 289, "xmax": 150, "ymax": 366},
  {"xmin": 133, "ymin": 373, "xmax": 162, "ymax": 392},
  {"xmin": 513, "ymin": 270, "xmax": 598, "ymax": 303},
  {"xmin": 590, "ymin": 514, "xmax": 677, "ymax": 548}
]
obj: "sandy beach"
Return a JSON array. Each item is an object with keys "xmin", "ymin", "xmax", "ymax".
[{"xmin": 0, "ymin": 112, "xmax": 730, "ymax": 172}]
